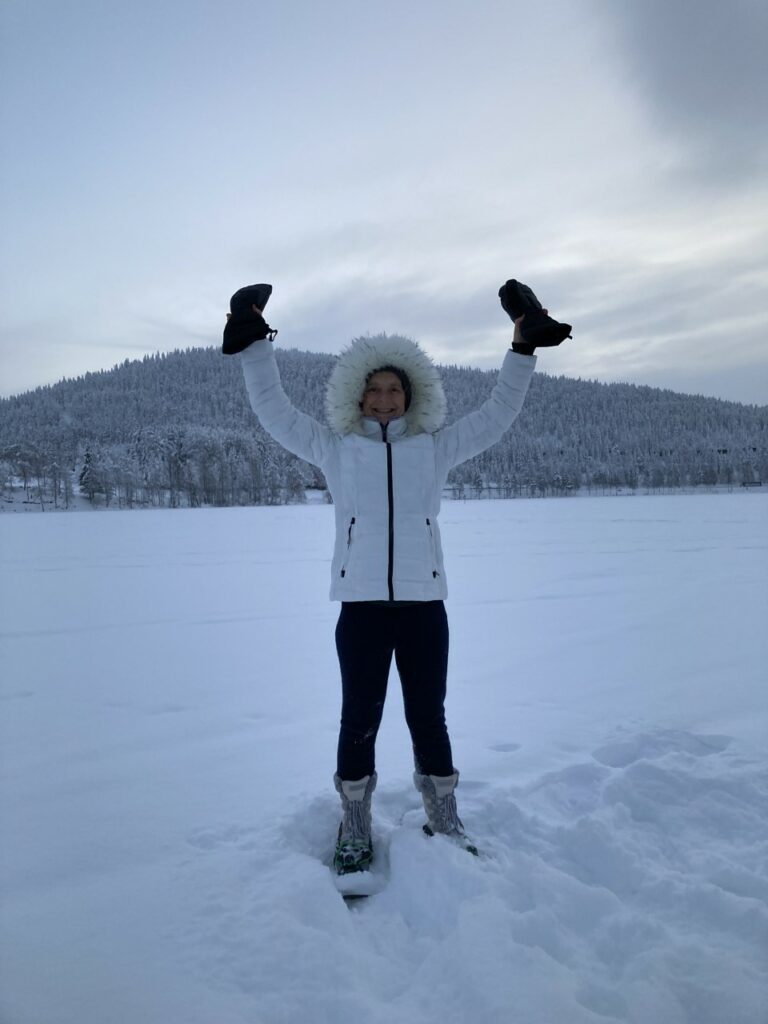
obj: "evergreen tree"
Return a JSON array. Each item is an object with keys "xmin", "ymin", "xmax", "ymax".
[{"xmin": 0, "ymin": 345, "xmax": 765, "ymax": 510}]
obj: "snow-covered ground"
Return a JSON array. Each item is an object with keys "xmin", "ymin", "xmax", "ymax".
[{"xmin": 1, "ymin": 493, "xmax": 766, "ymax": 1024}]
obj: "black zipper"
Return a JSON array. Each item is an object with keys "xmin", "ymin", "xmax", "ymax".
[
  {"xmin": 382, "ymin": 423, "xmax": 394, "ymax": 601},
  {"xmin": 426, "ymin": 518, "xmax": 440, "ymax": 578},
  {"xmin": 340, "ymin": 517, "xmax": 356, "ymax": 577}
]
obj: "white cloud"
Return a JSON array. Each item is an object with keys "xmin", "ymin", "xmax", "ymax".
[{"xmin": 0, "ymin": 0, "xmax": 766, "ymax": 406}]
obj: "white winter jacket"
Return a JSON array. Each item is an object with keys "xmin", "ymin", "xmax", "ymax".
[{"xmin": 241, "ymin": 336, "xmax": 536, "ymax": 602}]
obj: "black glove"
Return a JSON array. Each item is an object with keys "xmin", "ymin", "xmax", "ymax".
[
  {"xmin": 222, "ymin": 283, "xmax": 277, "ymax": 355},
  {"xmin": 498, "ymin": 280, "xmax": 572, "ymax": 354}
]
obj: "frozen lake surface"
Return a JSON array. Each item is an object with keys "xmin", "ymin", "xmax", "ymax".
[{"xmin": 1, "ymin": 493, "xmax": 767, "ymax": 1024}]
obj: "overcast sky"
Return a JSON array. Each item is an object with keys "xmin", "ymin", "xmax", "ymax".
[{"xmin": 1, "ymin": 0, "xmax": 766, "ymax": 405}]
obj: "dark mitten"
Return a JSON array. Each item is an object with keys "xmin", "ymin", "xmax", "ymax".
[
  {"xmin": 222, "ymin": 283, "xmax": 277, "ymax": 355},
  {"xmin": 498, "ymin": 280, "xmax": 572, "ymax": 353}
]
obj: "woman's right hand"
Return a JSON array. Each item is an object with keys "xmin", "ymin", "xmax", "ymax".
[
  {"xmin": 513, "ymin": 310, "xmax": 547, "ymax": 347},
  {"xmin": 512, "ymin": 314, "xmax": 526, "ymax": 346}
]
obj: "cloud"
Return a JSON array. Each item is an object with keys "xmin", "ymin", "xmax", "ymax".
[
  {"xmin": 1, "ymin": 0, "xmax": 766, "ymax": 407},
  {"xmin": 599, "ymin": 0, "xmax": 768, "ymax": 183}
]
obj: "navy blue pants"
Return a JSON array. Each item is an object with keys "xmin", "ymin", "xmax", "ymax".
[{"xmin": 335, "ymin": 600, "xmax": 454, "ymax": 780}]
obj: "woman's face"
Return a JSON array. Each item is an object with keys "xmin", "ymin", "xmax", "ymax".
[{"xmin": 361, "ymin": 371, "xmax": 407, "ymax": 424}]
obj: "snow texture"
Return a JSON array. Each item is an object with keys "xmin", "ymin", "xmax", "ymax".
[{"xmin": 1, "ymin": 493, "xmax": 766, "ymax": 1024}]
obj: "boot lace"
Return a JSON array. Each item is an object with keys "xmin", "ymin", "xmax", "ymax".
[
  {"xmin": 342, "ymin": 797, "xmax": 371, "ymax": 842},
  {"xmin": 434, "ymin": 792, "xmax": 463, "ymax": 835}
]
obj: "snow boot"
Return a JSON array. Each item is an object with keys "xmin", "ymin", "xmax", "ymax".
[
  {"xmin": 414, "ymin": 771, "xmax": 478, "ymax": 856},
  {"xmin": 333, "ymin": 772, "xmax": 376, "ymax": 874}
]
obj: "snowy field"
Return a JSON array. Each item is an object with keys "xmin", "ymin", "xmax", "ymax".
[{"xmin": 1, "ymin": 493, "xmax": 766, "ymax": 1024}]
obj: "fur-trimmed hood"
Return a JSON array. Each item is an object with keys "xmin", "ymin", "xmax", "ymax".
[{"xmin": 325, "ymin": 333, "xmax": 447, "ymax": 436}]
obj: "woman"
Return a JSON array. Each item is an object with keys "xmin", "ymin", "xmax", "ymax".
[{"xmin": 230, "ymin": 288, "xmax": 539, "ymax": 873}]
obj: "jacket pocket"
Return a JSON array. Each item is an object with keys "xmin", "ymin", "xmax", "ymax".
[{"xmin": 340, "ymin": 517, "xmax": 356, "ymax": 578}]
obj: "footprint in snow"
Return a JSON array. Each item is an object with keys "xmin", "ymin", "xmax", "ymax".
[
  {"xmin": 592, "ymin": 728, "xmax": 731, "ymax": 768},
  {"xmin": 186, "ymin": 823, "xmax": 261, "ymax": 851}
]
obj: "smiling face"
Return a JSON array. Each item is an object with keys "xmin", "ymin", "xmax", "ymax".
[{"xmin": 360, "ymin": 371, "xmax": 407, "ymax": 425}]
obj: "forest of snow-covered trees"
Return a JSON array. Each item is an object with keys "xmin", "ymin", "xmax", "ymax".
[{"xmin": 0, "ymin": 344, "xmax": 765, "ymax": 510}]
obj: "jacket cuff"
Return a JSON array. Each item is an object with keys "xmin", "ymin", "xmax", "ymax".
[
  {"xmin": 239, "ymin": 339, "xmax": 275, "ymax": 363},
  {"xmin": 506, "ymin": 349, "xmax": 538, "ymax": 368}
]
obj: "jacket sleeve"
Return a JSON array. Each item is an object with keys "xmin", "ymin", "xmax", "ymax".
[
  {"xmin": 434, "ymin": 350, "xmax": 536, "ymax": 472},
  {"xmin": 240, "ymin": 341, "xmax": 334, "ymax": 468}
]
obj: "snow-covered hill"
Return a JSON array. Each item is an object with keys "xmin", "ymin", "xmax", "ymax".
[
  {"xmin": 2, "ymin": 345, "xmax": 766, "ymax": 511},
  {"xmin": 1, "ymin": 493, "xmax": 766, "ymax": 1023}
]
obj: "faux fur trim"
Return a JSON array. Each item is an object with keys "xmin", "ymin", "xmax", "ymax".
[{"xmin": 325, "ymin": 333, "xmax": 447, "ymax": 436}]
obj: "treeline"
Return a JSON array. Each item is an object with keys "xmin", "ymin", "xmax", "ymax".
[{"xmin": 0, "ymin": 344, "xmax": 765, "ymax": 510}]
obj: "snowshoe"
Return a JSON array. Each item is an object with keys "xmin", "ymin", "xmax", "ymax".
[{"xmin": 333, "ymin": 828, "xmax": 373, "ymax": 875}]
